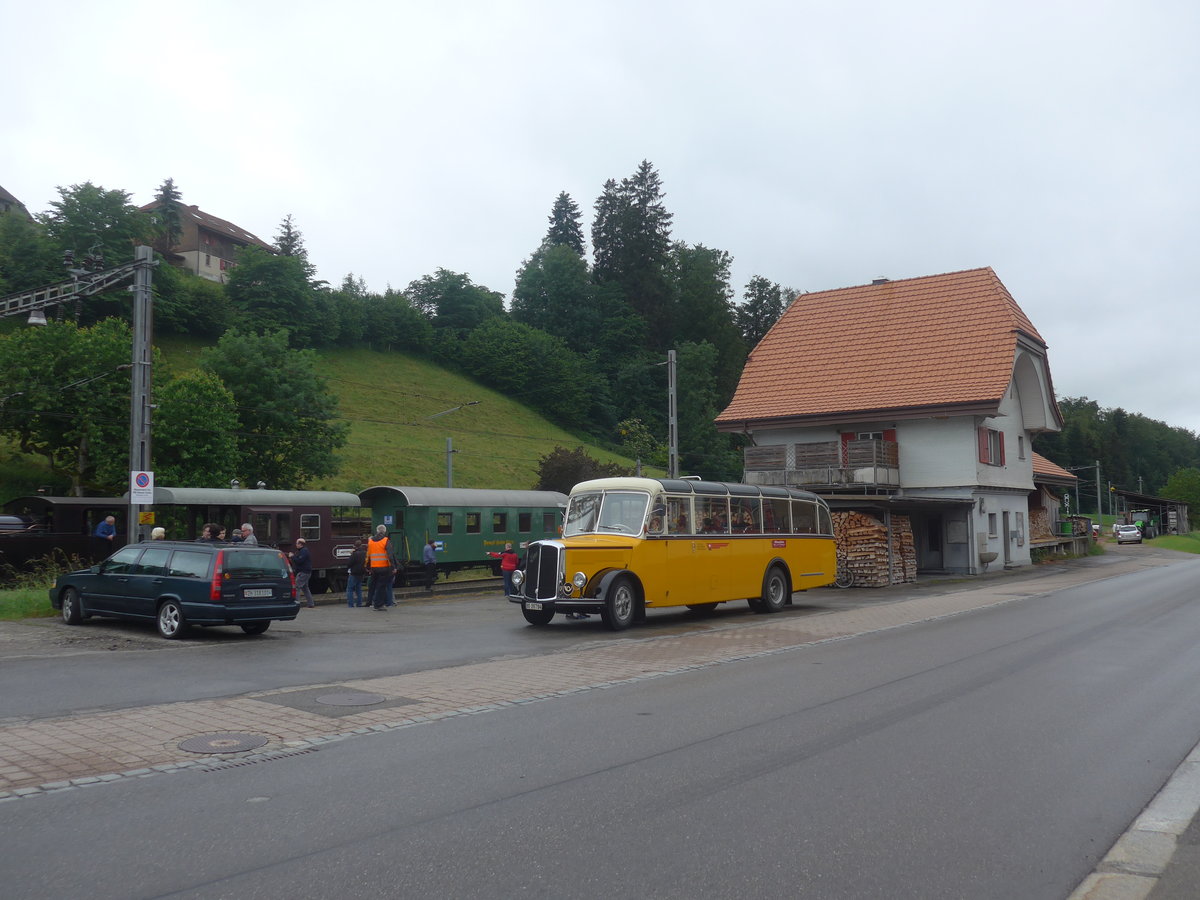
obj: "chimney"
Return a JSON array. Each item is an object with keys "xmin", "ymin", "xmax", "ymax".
[{"xmin": 871, "ymin": 277, "xmax": 890, "ymax": 285}]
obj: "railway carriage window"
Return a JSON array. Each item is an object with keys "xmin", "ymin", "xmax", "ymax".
[
  {"xmin": 518, "ymin": 512, "xmax": 532, "ymax": 533},
  {"xmin": 168, "ymin": 550, "xmax": 211, "ymax": 578},
  {"xmin": 492, "ymin": 512, "xmax": 507, "ymax": 533},
  {"xmin": 763, "ymin": 498, "xmax": 790, "ymax": 533},
  {"xmin": 437, "ymin": 512, "xmax": 453, "ymax": 535},
  {"xmin": 135, "ymin": 547, "xmax": 171, "ymax": 576},
  {"xmin": 792, "ymin": 501, "xmax": 816, "ymax": 534},
  {"xmin": 300, "ymin": 514, "xmax": 320, "ymax": 541},
  {"xmin": 695, "ymin": 496, "xmax": 729, "ymax": 534},
  {"xmin": 542, "ymin": 512, "xmax": 557, "ymax": 534},
  {"xmin": 466, "ymin": 513, "xmax": 481, "ymax": 534}
]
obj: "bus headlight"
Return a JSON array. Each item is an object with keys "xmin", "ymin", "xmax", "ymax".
[
  {"xmin": 511, "ymin": 570, "xmax": 524, "ymax": 588},
  {"xmin": 572, "ymin": 572, "xmax": 587, "ymax": 589}
]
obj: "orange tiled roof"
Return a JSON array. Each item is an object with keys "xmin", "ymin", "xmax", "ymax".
[
  {"xmin": 1031, "ymin": 452, "xmax": 1076, "ymax": 482},
  {"xmin": 717, "ymin": 267, "xmax": 1046, "ymax": 427}
]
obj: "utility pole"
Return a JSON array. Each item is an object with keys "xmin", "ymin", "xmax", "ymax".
[
  {"xmin": 666, "ymin": 349, "xmax": 678, "ymax": 479},
  {"xmin": 1095, "ymin": 460, "xmax": 1103, "ymax": 527},
  {"xmin": 127, "ymin": 245, "xmax": 155, "ymax": 541}
]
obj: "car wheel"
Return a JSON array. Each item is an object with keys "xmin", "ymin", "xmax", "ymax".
[
  {"xmin": 522, "ymin": 606, "xmax": 555, "ymax": 626},
  {"xmin": 157, "ymin": 600, "xmax": 188, "ymax": 639},
  {"xmin": 240, "ymin": 622, "xmax": 270, "ymax": 635},
  {"xmin": 61, "ymin": 587, "xmax": 83, "ymax": 626},
  {"xmin": 602, "ymin": 575, "xmax": 636, "ymax": 631},
  {"xmin": 759, "ymin": 565, "xmax": 789, "ymax": 613}
]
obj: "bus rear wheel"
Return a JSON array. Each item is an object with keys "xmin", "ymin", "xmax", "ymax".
[
  {"xmin": 602, "ymin": 575, "xmax": 636, "ymax": 631},
  {"xmin": 758, "ymin": 566, "xmax": 789, "ymax": 614}
]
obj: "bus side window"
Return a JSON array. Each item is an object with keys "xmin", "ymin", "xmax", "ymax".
[
  {"xmin": 764, "ymin": 498, "xmax": 789, "ymax": 533},
  {"xmin": 666, "ymin": 496, "xmax": 691, "ymax": 534},
  {"xmin": 818, "ymin": 505, "xmax": 834, "ymax": 536},
  {"xmin": 734, "ymin": 500, "xmax": 760, "ymax": 533},
  {"xmin": 792, "ymin": 501, "xmax": 816, "ymax": 534}
]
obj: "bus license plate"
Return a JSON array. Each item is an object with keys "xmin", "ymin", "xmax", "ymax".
[
  {"xmin": 244, "ymin": 588, "xmax": 272, "ymax": 598},
  {"xmin": 525, "ymin": 602, "xmax": 543, "ymax": 611}
]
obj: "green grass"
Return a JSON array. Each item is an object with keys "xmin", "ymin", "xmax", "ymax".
[
  {"xmin": 0, "ymin": 587, "xmax": 55, "ymax": 620},
  {"xmin": 5, "ymin": 337, "xmax": 644, "ymax": 493},
  {"xmin": 1149, "ymin": 532, "xmax": 1200, "ymax": 554}
]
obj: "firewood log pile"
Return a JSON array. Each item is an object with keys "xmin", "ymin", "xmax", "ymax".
[
  {"xmin": 831, "ymin": 511, "xmax": 917, "ymax": 587},
  {"xmin": 1028, "ymin": 506, "xmax": 1055, "ymax": 541}
]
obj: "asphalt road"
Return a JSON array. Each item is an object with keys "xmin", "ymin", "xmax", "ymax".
[{"xmin": 4, "ymin": 545, "xmax": 1200, "ymax": 898}]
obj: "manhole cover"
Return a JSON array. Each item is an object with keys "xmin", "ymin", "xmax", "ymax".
[
  {"xmin": 314, "ymin": 692, "xmax": 387, "ymax": 707},
  {"xmin": 178, "ymin": 733, "xmax": 270, "ymax": 754}
]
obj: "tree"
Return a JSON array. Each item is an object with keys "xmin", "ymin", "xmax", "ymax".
[
  {"xmin": 736, "ymin": 275, "xmax": 788, "ymax": 347},
  {"xmin": 1162, "ymin": 468, "xmax": 1200, "ymax": 530},
  {"xmin": 199, "ymin": 329, "xmax": 348, "ymax": 488},
  {"xmin": 151, "ymin": 370, "xmax": 239, "ymax": 487},
  {"xmin": 616, "ymin": 418, "xmax": 666, "ymax": 469},
  {"xmin": 150, "ymin": 178, "xmax": 184, "ymax": 253},
  {"xmin": 675, "ymin": 341, "xmax": 742, "ymax": 480},
  {"xmin": 224, "ymin": 245, "xmax": 319, "ymax": 346},
  {"xmin": 405, "ymin": 269, "xmax": 504, "ymax": 337},
  {"xmin": 591, "ymin": 161, "xmax": 675, "ymax": 347},
  {"xmin": 151, "ymin": 261, "xmax": 231, "ymax": 338},
  {"xmin": 545, "ymin": 191, "xmax": 585, "ymax": 255},
  {"xmin": 671, "ymin": 243, "xmax": 746, "ymax": 400},
  {"xmin": 511, "ymin": 243, "xmax": 597, "ymax": 342},
  {"xmin": 0, "ymin": 320, "xmax": 137, "ymax": 494},
  {"xmin": 533, "ymin": 446, "xmax": 626, "ymax": 493},
  {"xmin": 274, "ymin": 213, "xmax": 321, "ymax": 286},
  {"xmin": 0, "ymin": 209, "xmax": 61, "ymax": 295}
]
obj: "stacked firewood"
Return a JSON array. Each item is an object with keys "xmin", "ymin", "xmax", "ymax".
[
  {"xmin": 1028, "ymin": 506, "xmax": 1055, "ymax": 541},
  {"xmin": 831, "ymin": 511, "xmax": 917, "ymax": 587}
]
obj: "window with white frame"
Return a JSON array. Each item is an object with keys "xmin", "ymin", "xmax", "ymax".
[{"xmin": 978, "ymin": 427, "xmax": 1005, "ymax": 466}]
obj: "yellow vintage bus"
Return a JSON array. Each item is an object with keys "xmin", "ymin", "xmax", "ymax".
[{"xmin": 509, "ymin": 477, "xmax": 837, "ymax": 630}]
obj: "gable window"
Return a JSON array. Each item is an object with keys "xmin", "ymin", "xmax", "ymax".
[{"xmin": 978, "ymin": 427, "xmax": 1005, "ymax": 466}]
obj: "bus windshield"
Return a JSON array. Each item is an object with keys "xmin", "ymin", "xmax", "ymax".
[{"xmin": 563, "ymin": 491, "xmax": 649, "ymax": 537}]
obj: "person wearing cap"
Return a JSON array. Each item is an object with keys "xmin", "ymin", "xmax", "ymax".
[{"xmin": 289, "ymin": 538, "xmax": 315, "ymax": 608}]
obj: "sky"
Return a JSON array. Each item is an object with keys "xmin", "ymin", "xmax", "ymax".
[{"xmin": 4, "ymin": 0, "xmax": 1198, "ymax": 433}]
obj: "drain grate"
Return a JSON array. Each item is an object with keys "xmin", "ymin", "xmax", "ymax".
[
  {"xmin": 315, "ymin": 691, "xmax": 387, "ymax": 707},
  {"xmin": 178, "ymin": 733, "xmax": 270, "ymax": 754}
]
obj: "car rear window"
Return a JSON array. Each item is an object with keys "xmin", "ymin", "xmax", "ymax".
[
  {"xmin": 168, "ymin": 550, "xmax": 212, "ymax": 579},
  {"xmin": 223, "ymin": 550, "xmax": 289, "ymax": 579}
]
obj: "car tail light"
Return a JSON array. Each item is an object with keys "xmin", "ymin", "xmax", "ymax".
[
  {"xmin": 285, "ymin": 554, "xmax": 297, "ymax": 600},
  {"xmin": 210, "ymin": 549, "xmax": 225, "ymax": 601}
]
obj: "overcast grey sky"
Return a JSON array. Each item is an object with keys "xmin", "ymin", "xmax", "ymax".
[{"xmin": 5, "ymin": 1, "xmax": 1198, "ymax": 433}]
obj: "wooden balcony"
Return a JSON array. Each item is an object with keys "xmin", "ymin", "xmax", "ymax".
[{"xmin": 743, "ymin": 440, "xmax": 900, "ymax": 492}]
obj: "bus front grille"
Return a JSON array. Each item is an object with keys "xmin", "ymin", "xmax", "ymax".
[{"xmin": 522, "ymin": 542, "xmax": 562, "ymax": 602}]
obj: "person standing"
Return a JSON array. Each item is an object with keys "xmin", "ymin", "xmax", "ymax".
[
  {"xmin": 92, "ymin": 515, "xmax": 117, "ymax": 559},
  {"xmin": 488, "ymin": 542, "xmax": 519, "ymax": 596},
  {"xmin": 345, "ymin": 540, "xmax": 366, "ymax": 608},
  {"xmin": 150, "ymin": 527, "xmax": 166, "ymax": 540},
  {"xmin": 423, "ymin": 539, "xmax": 438, "ymax": 592},
  {"xmin": 367, "ymin": 525, "xmax": 397, "ymax": 610},
  {"xmin": 289, "ymin": 538, "xmax": 315, "ymax": 608},
  {"xmin": 240, "ymin": 523, "xmax": 258, "ymax": 545}
]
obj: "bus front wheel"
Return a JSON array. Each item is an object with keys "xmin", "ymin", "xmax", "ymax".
[
  {"xmin": 522, "ymin": 606, "xmax": 555, "ymax": 626},
  {"xmin": 602, "ymin": 576, "xmax": 636, "ymax": 631}
]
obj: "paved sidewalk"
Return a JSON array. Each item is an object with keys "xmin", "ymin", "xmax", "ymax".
[{"xmin": 3, "ymin": 549, "xmax": 1198, "ymax": 900}]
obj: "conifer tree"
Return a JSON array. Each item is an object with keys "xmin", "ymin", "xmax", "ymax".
[{"xmin": 545, "ymin": 191, "xmax": 585, "ymax": 255}]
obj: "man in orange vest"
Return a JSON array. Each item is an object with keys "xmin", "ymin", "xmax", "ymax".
[{"xmin": 366, "ymin": 525, "xmax": 397, "ymax": 610}]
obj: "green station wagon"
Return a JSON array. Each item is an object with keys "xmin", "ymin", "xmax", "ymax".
[{"xmin": 50, "ymin": 541, "xmax": 299, "ymax": 639}]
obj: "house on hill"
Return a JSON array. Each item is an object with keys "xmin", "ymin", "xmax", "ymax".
[
  {"xmin": 716, "ymin": 267, "xmax": 1066, "ymax": 580},
  {"xmin": 140, "ymin": 200, "xmax": 272, "ymax": 284}
]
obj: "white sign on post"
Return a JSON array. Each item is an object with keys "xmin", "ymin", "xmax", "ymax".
[{"xmin": 130, "ymin": 471, "xmax": 154, "ymax": 504}]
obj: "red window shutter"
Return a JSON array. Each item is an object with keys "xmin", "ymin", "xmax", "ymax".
[
  {"xmin": 883, "ymin": 429, "xmax": 896, "ymax": 443},
  {"xmin": 840, "ymin": 432, "xmax": 854, "ymax": 466},
  {"xmin": 998, "ymin": 431, "xmax": 1006, "ymax": 465},
  {"xmin": 978, "ymin": 428, "xmax": 989, "ymax": 464}
]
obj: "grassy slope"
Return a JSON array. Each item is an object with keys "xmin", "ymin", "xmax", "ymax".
[{"xmin": 149, "ymin": 336, "xmax": 635, "ymax": 491}]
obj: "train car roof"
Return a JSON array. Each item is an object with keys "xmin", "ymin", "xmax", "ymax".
[
  {"xmin": 136, "ymin": 487, "xmax": 362, "ymax": 507},
  {"xmin": 359, "ymin": 486, "xmax": 567, "ymax": 508},
  {"xmin": 4, "ymin": 496, "xmax": 124, "ymax": 512}
]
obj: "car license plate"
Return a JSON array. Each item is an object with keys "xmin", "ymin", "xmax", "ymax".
[
  {"xmin": 525, "ymin": 602, "xmax": 543, "ymax": 611},
  {"xmin": 243, "ymin": 588, "xmax": 272, "ymax": 598}
]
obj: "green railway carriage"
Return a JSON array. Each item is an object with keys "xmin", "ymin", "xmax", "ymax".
[{"xmin": 358, "ymin": 486, "xmax": 567, "ymax": 584}]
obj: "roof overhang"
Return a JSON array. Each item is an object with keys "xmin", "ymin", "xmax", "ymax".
[{"xmin": 716, "ymin": 399, "xmax": 1003, "ymax": 434}]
